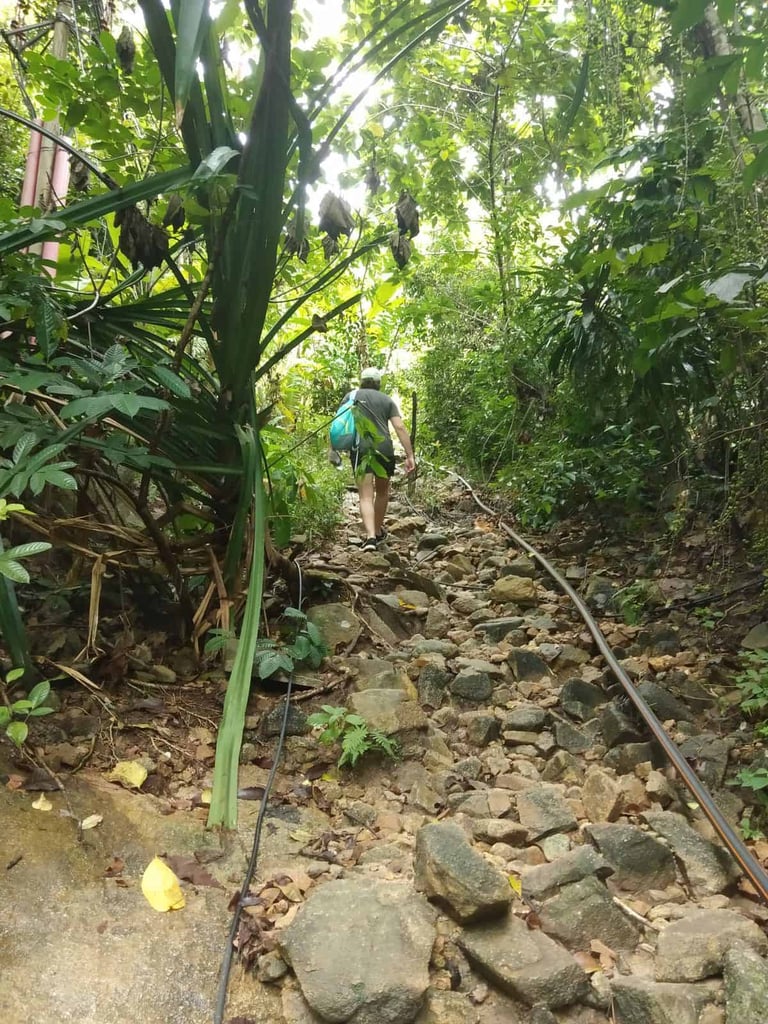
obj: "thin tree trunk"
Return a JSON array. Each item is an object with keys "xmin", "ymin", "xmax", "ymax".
[{"xmin": 699, "ymin": 5, "xmax": 766, "ymax": 136}]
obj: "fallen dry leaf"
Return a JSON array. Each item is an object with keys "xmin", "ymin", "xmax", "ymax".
[
  {"xmin": 273, "ymin": 903, "xmax": 300, "ymax": 930},
  {"xmin": 164, "ymin": 855, "xmax": 223, "ymax": 889},
  {"xmin": 573, "ymin": 951, "xmax": 601, "ymax": 974},
  {"xmin": 104, "ymin": 856, "xmax": 125, "ymax": 877},
  {"xmin": 6, "ymin": 774, "xmax": 24, "ymax": 790},
  {"xmin": 107, "ymin": 760, "xmax": 148, "ymax": 790},
  {"xmin": 590, "ymin": 938, "xmax": 616, "ymax": 970},
  {"xmin": 32, "ymin": 794, "xmax": 53, "ymax": 812},
  {"xmin": 81, "ymin": 813, "xmax": 103, "ymax": 831},
  {"xmin": 141, "ymin": 856, "xmax": 185, "ymax": 912}
]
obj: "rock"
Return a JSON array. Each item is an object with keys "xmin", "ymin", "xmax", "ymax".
[
  {"xmin": 507, "ymin": 649, "xmax": 550, "ymax": 680},
  {"xmin": 516, "ymin": 785, "xmax": 577, "ymax": 840},
  {"xmin": 641, "ymin": 811, "xmax": 741, "ymax": 896},
  {"xmin": 541, "ymin": 750, "xmax": 584, "ymax": 784},
  {"xmin": 611, "ymin": 976, "xmax": 721, "ymax": 1024},
  {"xmin": 348, "ymin": 689, "xmax": 429, "ymax": 737},
  {"xmin": 724, "ymin": 944, "xmax": 768, "ymax": 1024},
  {"xmin": 558, "ymin": 645, "xmax": 591, "ymax": 668},
  {"xmin": 414, "ymin": 822, "xmax": 511, "ymax": 924},
  {"xmin": 448, "ymin": 790, "xmax": 513, "ymax": 819},
  {"xmin": 473, "ymin": 819, "xmax": 528, "ymax": 846},
  {"xmin": 604, "ymin": 741, "xmax": 664, "ymax": 773},
  {"xmin": 742, "ymin": 622, "xmax": 768, "ymax": 650},
  {"xmin": 450, "ymin": 668, "xmax": 493, "ymax": 702},
  {"xmin": 460, "ymin": 712, "xmax": 500, "ymax": 747},
  {"xmin": 636, "ymin": 681, "xmax": 692, "ymax": 723},
  {"xmin": 655, "ymin": 909, "xmax": 768, "ymax": 982},
  {"xmin": 451, "ymin": 594, "xmax": 489, "ymax": 616},
  {"xmin": 262, "ymin": 702, "xmax": 309, "ymax": 737},
  {"xmin": 458, "ymin": 914, "xmax": 589, "ymax": 1008},
  {"xmin": 559, "ymin": 677, "xmax": 606, "ymax": 720},
  {"xmin": 504, "ymin": 555, "xmax": 538, "ymax": 578},
  {"xmin": 584, "ymin": 575, "xmax": 617, "ymax": 611},
  {"xmin": 678, "ymin": 733, "xmax": 733, "ymax": 789},
  {"xmin": 489, "ymin": 576, "xmax": 538, "ymax": 607},
  {"xmin": 348, "ymin": 656, "xmax": 414, "ymax": 694},
  {"xmin": 425, "ymin": 604, "xmax": 452, "ymax": 639},
  {"xmin": 306, "ymin": 603, "xmax": 362, "ymax": 651},
  {"xmin": 279, "ymin": 878, "xmax": 435, "ymax": 1024},
  {"xmin": 473, "ymin": 618, "xmax": 525, "ymax": 641},
  {"xmin": 418, "ymin": 664, "xmax": 451, "ymax": 708},
  {"xmin": 582, "ymin": 768, "xmax": 621, "ymax": 822},
  {"xmin": 411, "ymin": 638, "xmax": 459, "ymax": 657},
  {"xmin": 416, "ymin": 990, "xmax": 479, "ymax": 1024},
  {"xmin": 553, "ymin": 720, "xmax": 591, "ymax": 754},
  {"xmin": 418, "ymin": 532, "xmax": 449, "ymax": 550},
  {"xmin": 505, "ymin": 705, "xmax": 546, "ymax": 731},
  {"xmin": 522, "ymin": 845, "xmax": 612, "ymax": 901},
  {"xmin": 539, "ymin": 876, "xmax": 640, "ymax": 951},
  {"xmin": 600, "ymin": 702, "xmax": 644, "ymax": 748},
  {"xmin": 585, "ymin": 823, "xmax": 676, "ymax": 891},
  {"xmin": 258, "ymin": 950, "xmax": 289, "ymax": 983}
]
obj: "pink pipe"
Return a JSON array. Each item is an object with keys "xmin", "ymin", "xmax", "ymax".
[
  {"xmin": 20, "ymin": 119, "xmax": 42, "ymax": 208},
  {"xmin": 40, "ymin": 142, "xmax": 71, "ymax": 278}
]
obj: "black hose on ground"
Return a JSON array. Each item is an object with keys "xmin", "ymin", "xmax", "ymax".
[{"xmin": 450, "ymin": 471, "xmax": 768, "ymax": 904}]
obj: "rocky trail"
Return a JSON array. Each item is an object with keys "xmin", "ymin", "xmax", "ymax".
[{"xmin": 3, "ymin": 482, "xmax": 768, "ymax": 1024}]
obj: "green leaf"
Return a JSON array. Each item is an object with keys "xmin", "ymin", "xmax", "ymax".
[
  {"xmin": 12, "ymin": 432, "xmax": 38, "ymax": 465},
  {"xmin": 716, "ymin": 0, "xmax": 736, "ymax": 20},
  {"xmin": 192, "ymin": 145, "xmax": 239, "ymax": 182},
  {"xmin": 2, "ymin": 542, "xmax": 52, "ymax": 560},
  {"xmin": 745, "ymin": 145, "xmax": 768, "ymax": 187},
  {"xmin": 153, "ymin": 365, "xmax": 192, "ymax": 398},
  {"xmin": 0, "ymin": 559, "xmax": 29, "ymax": 584},
  {"xmin": 0, "ymin": 707, "xmax": 9, "ymax": 726},
  {"xmin": 174, "ymin": 0, "xmax": 208, "ymax": 127},
  {"xmin": 684, "ymin": 55, "xmax": 742, "ymax": 112},
  {"xmin": 6, "ymin": 667, "xmax": 25, "ymax": 684},
  {"xmin": 6, "ymin": 720, "xmax": 28, "ymax": 746},
  {"xmin": 29, "ymin": 706, "xmax": 55, "ymax": 717},
  {"xmin": 670, "ymin": 0, "xmax": 711, "ymax": 34},
  {"xmin": 27, "ymin": 680, "xmax": 51, "ymax": 708},
  {"xmin": 704, "ymin": 272, "xmax": 753, "ymax": 302}
]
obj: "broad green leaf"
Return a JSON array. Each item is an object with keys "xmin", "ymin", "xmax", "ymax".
[
  {"xmin": 27, "ymin": 680, "xmax": 50, "ymax": 707},
  {"xmin": 2, "ymin": 542, "xmax": 52, "ymax": 560},
  {"xmin": 744, "ymin": 145, "xmax": 768, "ymax": 187},
  {"xmin": 704, "ymin": 272, "xmax": 753, "ymax": 302},
  {"xmin": 153, "ymin": 365, "xmax": 192, "ymax": 398},
  {"xmin": 0, "ymin": 560, "xmax": 30, "ymax": 584},
  {"xmin": 684, "ymin": 55, "xmax": 742, "ymax": 112},
  {"xmin": 716, "ymin": 0, "xmax": 735, "ymax": 20},
  {"xmin": 174, "ymin": 0, "xmax": 208, "ymax": 127},
  {"xmin": 6, "ymin": 667, "xmax": 25, "ymax": 684},
  {"xmin": 12, "ymin": 432, "xmax": 38, "ymax": 465},
  {"xmin": 670, "ymin": 0, "xmax": 711, "ymax": 34},
  {"xmin": 6, "ymin": 720, "xmax": 28, "ymax": 746},
  {"xmin": 191, "ymin": 145, "xmax": 239, "ymax": 182}
]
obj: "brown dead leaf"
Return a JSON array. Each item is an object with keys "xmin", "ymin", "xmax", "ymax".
[
  {"xmin": 589, "ymin": 939, "xmax": 616, "ymax": 970},
  {"xmin": 6, "ymin": 774, "xmax": 24, "ymax": 791},
  {"xmin": 164, "ymin": 855, "xmax": 224, "ymax": 889},
  {"xmin": 573, "ymin": 951, "xmax": 601, "ymax": 974},
  {"xmin": 96, "ymin": 920, "xmax": 109, "ymax": 934},
  {"xmin": 237, "ymin": 786, "xmax": 266, "ymax": 801},
  {"xmin": 104, "ymin": 857, "xmax": 125, "ymax": 877},
  {"xmin": 273, "ymin": 903, "xmax": 300, "ymax": 930},
  {"xmin": 525, "ymin": 911, "xmax": 542, "ymax": 930},
  {"xmin": 276, "ymin": 880, "xmax": 303, "ymax": 903}
]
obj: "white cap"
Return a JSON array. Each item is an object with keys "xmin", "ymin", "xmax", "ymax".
[{"xmin": 360, "ymin": 367, "xmax": 382, "ymax": 384}]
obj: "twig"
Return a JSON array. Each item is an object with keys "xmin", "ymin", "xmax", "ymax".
[{"xmin": 612, "ymin": 895, "xmax": 660, "ymax": 931}]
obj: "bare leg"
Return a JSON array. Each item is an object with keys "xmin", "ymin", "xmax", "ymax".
[
  {"xmin": 356, "ymin": 474, "xmax": 377, "ymax": 537},
  {"xmin": 373, "ymin": 477, "xmax": 391, "ymax": 534}
]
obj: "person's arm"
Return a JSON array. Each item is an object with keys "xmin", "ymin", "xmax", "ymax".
[{"xmin": 390, "ymin": 415, "xmax": 415, "ymax": 474}]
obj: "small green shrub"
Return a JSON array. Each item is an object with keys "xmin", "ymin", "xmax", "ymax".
[
  {"xmin": 0, "ymin": 671, "xmax": 54, "ymax": 746},
  {"xmin": 250, "ymin": 607, "xmax": 328, "ymax": 680},
  {"xmin": 735, "ymin": 649, "xmax": 768, "ymax": 736},
  {"xmin": 307, "ymin": 704, "xmax": 398, "ymax": 768}
]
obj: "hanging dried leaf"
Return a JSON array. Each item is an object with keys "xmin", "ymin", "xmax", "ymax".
[
  {"xmin": 283, "ymin": 218, "xmax": 309, "ymax": 262},
  {"xmin": 364, "ymin": 163, "xmax": 381, "ymax": 195},
  {"xmin": 114, "ymin": 207, "xmax": 169, "ymax": 270},
  {"xmin": 318, "ymin": 192, "xmax": 354, "ymax": 240},
  {"xmin": 116, "ymin": 26, "xmax": 135, "ymax": 76},
  {"xmin": 69, "ymin": 156, "xmax": 90, "ymax": 193},
  {"xmin": 396, "ymin": 191, "xmax": 420, "ymax": 238},
  {"xmin": 389, "ymin": 230, "xmax": 411, "ymax": 269},
  {"xmin": 322, "ymin": 235, "xmax": 339, "ymax": 260},
  {"xmin": 162, "ymin": 194, "xmax": 186, "ymax": 231}
]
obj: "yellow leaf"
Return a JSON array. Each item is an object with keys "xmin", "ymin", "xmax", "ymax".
[
  {"xmin": 141, "ymin": 856, "xmax": 185, "ymax": 912},
  {"xmin": 81, "ymin": 813, "xmax": 103, "ymax": 830},
  {"xmin": 369, "ymin": 123, "xmax": 384, "ymax": 139},
  {"xmin": 200, "ymin": 788, "xmax": 212, "ymax": 805},
  {"xmin": 439, "ymin": 149, "xmax": 450, "ymax": 161},
  {"xmin": 32, "ymin": 794, "xmax": 53, "ymax": 812},
  {"xmin": 508, "ymin": 875, "xmax": 522, "ymax": 896},
  {"xmin": 107, "ymin": 760, "xmax": 148, "ymax": 790}
]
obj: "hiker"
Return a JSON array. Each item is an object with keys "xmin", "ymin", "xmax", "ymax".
[{"xmin": 342, "ymin": 367, "xmax": 415, "ymax": 551}]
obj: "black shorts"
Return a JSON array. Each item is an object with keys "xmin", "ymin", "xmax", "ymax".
[{"xmin": 350, "ymin": 449, "xmax": 396, "ymax": 478}]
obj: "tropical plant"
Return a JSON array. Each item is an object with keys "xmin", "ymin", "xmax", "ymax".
[
  {"xmin": 307, "ymin": 704, "xmax": 398, "ymax": 768},
  {"xmin": 0, "ymin": 671, "xmax": 54, "ymax": 747}
]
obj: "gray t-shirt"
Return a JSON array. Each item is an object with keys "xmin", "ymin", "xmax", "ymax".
[{"xmin": 343, "ymin": 386, "xmax": 400, "ymax": 456}]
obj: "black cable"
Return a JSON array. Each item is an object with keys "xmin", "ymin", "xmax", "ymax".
[
  {"xmin": 212, "ymin": 565, "xmax": 303, "ymax": 1024},
  {"xmin": 448, "ymin": 470, "xmax": 768, "ymax": 904}
]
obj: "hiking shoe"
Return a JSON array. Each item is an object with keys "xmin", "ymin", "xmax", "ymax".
[
  {"xmin": 375, "ymin": 528, "xmax": 388, "ymax": 544},
  {"xmin": 361, "ymin": 537, "xmax": 378, "ymax": 552}
]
